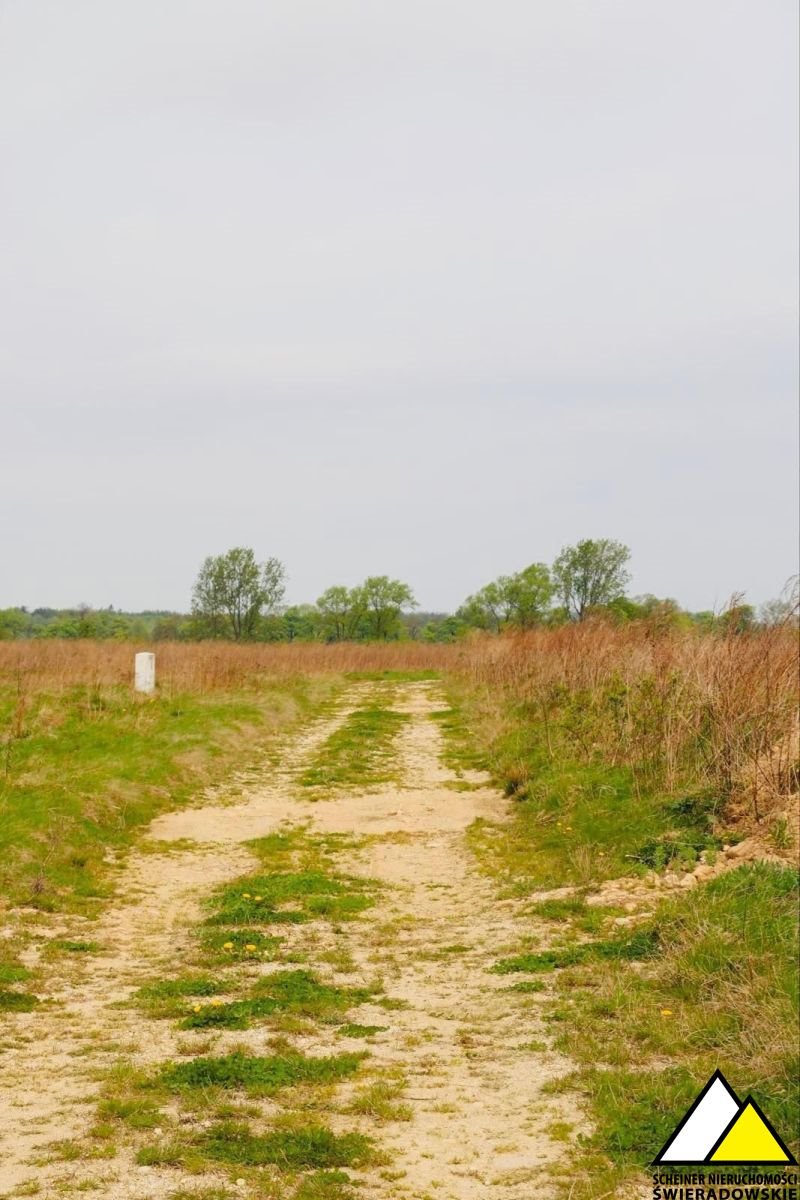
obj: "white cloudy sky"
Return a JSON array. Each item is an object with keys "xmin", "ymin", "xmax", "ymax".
[{"xmin": 1, "ymin": 0, "xmax": 797, "ymax": 612}]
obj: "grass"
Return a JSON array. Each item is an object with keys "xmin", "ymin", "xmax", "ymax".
[
  {"xmin": 467, "ymin": 760, "xmax": 721, "ymax": 893},
  {"xmin": 178, "ymin": 970, "xmax": 376, "ymax": 1031},
  {"xmin": 0, "ymin": 989, "xmax": 38, "ymax": 1011},
  {"xmin": 199, "ymin": 927, "xmax": 284, "ymax": 963},
  {"xmin": 158, "ymin": 1049, "xmax": 365, "ymax": 1094},
  {"xmin": 197, "ymin": 1122, "xmax": 373, "ymax": 1168},
  {"xmin": 446, "ymin": 651, "xmax": 798, "ymax": 1193},
  {"xmin": 429, "ymin": 706, "xmax": 488, "ymax": 775},
  {"xmin": 0, "ymin": 957, "xmax": 31, "ymax": 985},
  {"xmin": 47, "ymin": 939, "xmax": 102, "ymax": 955},
  {"xmin": 437, "ymin": 687, "xmax": 723, "ymax": 892},
  {"xmin": 344, "ymin": 1072, "xmax": 412, "ymax": 1122},
  {"xmin": 133, "ymin": 975, "xmax": 227, "ymax": 1019},
  {"xmin": 206, "ymin": 871, "xmax": 373, "ymax": 927},
  {"xmin": 543, "ymin": 863, "xmax": 800, "ymax": 1192},
  {"xmin": 96, "ymin": 1098, "xmax": 163, "ymax": 1130},
  {"xmin": 337, "ymin": 1023, "xmax": 388, "ymax": 1038},
  {"xmin": 494, "ymin": 928, "xmax": 660, "ymax": 973},
  {"xmin": 0, "ymin": 673, "xmax": 341, "ymax": 910},
  {"xmin": 294, "ymin": 1172, "xmax": 361, "ymax": 1200},
  {"xmin": 197, "ymin": 830, "xmax": 378, "ymax": 980},
  {"xmin": 343, "ymin": 669, "xmax": 440, "ymax": 682},
  {"xmin": 299, "ymin": 705, "xmax": 410, "ymax": 789}
]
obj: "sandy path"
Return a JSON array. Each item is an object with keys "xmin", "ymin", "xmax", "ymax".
[{"xmin": 0, "ymin": 682, "xmax": 579, "ymax": 1200}]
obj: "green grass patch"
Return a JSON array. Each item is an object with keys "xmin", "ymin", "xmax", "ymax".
[
  {"xmin": 0, "ymin": 960, "xmax": 31, "ymax": 985},
  {"xmin": 136, "ymin": 976, "xmax": 224, "ymax": 1000},
  {"xmin": 294, "ymin": 1171, "xmax": 360, "ymax": 1200},
  {"xmin": 179, "ymin": 970, "xmax": 376, "ymax": 1030},
  {"xmin": 494, "ymin": 928, "xmax": 660, "ymax": 974},
  {"xmin": 429, "ymin": 705, "xmax": 488, "ymax": 774},
  {"xmin": 97, "ymin": 1097, "xmax": 164, "ymax": 1130},
  {"xmin": 167, "ymin": 1190, "xmax": 234, "ymax": 1200},
  {"xmin": 337, "ymin": 1023, "xmax": 388, "ymax": 1038},
  {"xmin": 159, "ymin": 1049, "xmax": 365, "ymax": 1095},
  {"xmin": 0, "ymin": 675, "xmax": 340, "ymax": 911},
  {"xmin": 447, "ymin": 683, "xmax": 723, "ymax": 891},
  {"xmin": 544, "ymin": 863, "xmax": 799, "ymax": 1191},
  {"xmin": 205, "ymin": 871, "xmax": 374, "ymax": 927},
  {"xmin": 299, "ymin": 707, "xmax": 410, "ymax": 789},
  {"xmin": 200, "ymin": 1122, "xmax": 373, "ymax": 1168},
  {"xmin": 198, "ymin": 927, "xmax": 284, "ymax": 963},
  {"xmin": 133, "ymin": 975, "xmax": 226, "ymax": 1018},
  {"xmin": 48, "ymin": 939, "xmax": 102, "ymax": 954},
  {"xmin": 0, "ymin": 989, "xmax": 38, "ymax": 1011}
]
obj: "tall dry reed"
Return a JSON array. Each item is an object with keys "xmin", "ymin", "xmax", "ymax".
[
  {"xmin": 452, "ymin": 621, "xmax": 799, "ymax": 820},
  {"xmin": 0, "ymin": 639, "xmax": 456, "ymax": 693}
]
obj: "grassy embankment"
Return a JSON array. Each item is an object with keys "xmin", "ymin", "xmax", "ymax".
[{"xmin": 440, "ymin": 621, "xmax": 799, "ymax": 1192}]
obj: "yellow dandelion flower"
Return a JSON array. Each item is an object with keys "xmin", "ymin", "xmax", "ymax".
[
  {"xmin": 254, "ymin": 895, "xmax": 262, "ymax": 901},
  {"xmin": 245, "ymin": 944, "xmax": 257, "ymax": 952},
  {"xmin": 242, "ymin": 893, "xmax": 251, "ymax": 899},
  {"xmin": 660, "ymin": 1009, "xmax": 673, "ymax": 1017},
  {"xmin": 192, "ymin": 1004, "xmax": 202, "ymax": 1012},
  {"xmin": 223, "ymin": 941, "xmax": 234, "ymax": 950},
  {"xmin": 211, "ymin": 998, "xmax": 223, "ymax": 1007}
]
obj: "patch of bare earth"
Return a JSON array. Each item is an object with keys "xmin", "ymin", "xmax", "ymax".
[{"xmin": 0, "ymin": 683, "xmax": 580, "ymax": 1200}]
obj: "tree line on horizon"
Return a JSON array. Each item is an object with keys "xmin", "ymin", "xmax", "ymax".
[{"xmin": 2, "ymin": 539, "xmax": 796, "ymax": 643}]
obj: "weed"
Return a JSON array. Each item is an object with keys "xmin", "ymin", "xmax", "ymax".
[
  {"xmin": 345, "ymin": 1072, "xmax": 412, "ymax": 1122},
  {"xmin": 770, "ymin": 815, "xmax": 792, "ymax": 851},
  {"xmin": 199, "ymin": 928, "xmax": 283, "ymax": 962}
]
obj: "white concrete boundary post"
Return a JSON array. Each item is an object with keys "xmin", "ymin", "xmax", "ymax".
[{"xmin": 134, "ymin": 652, "xmax": 156, "ymax": 694}]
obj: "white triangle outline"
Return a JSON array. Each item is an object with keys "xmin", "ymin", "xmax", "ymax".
[{"xmin": 655, "ymin": 1073, "xmax": 741, "ymax": 1164}]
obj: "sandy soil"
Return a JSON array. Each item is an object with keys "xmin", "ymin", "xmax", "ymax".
[{"xmin": 0, "ymin": 681, "xmax": 581, "ymax": 1200}]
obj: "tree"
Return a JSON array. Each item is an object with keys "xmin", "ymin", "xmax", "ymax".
[
  {"xmin": 359, "ymin": 576, "xmax": 416, "ymax": 640},
  {"xmin": 0, "ymin": 608, "xmax": 30, "ymax": 640},
  {"xmin": 457, "ymin": 582, "xmax": 504, "ymax": 632},
  {"xmin": 316, "ymin": 586, "xmax": 364, "ymax": 642},
  {"xmin": 759, "ymin": 578, "xmax": 799, "ymax": 628},
  {"xmin": 497, "ymin": 563, "xmax": 554, "ymax": 628},
  {"xmin": 458, "ymin": 564, "xmax": 554, "ymax": 631},
  {"xmin": 191, "ymin": 548, "xmax": 286, "ymax": 641},
  {"xmin": 552, "ymin": 539, "xmax": 631, "ymax": 621}
]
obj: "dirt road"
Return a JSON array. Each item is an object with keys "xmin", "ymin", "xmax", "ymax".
[{"xmin": 0, "ymin": 681, "xmax": 580, "ymax": 1199}]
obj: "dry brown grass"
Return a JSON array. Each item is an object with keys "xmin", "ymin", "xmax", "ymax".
[
  {"xmin": 451, "ymin": 620, "xmax": 800, "ymax": 821},
  {"xmin": 0, "ymin": 639, "xmax": 456, "ymax": 693},
  {"xmin": 3, "ymin": 624, "xmax": 797, "ymax": 822}
]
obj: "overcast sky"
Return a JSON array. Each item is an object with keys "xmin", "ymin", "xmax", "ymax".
[{"xmin": 1, "ymin": 1, "xmax": 797, "ymax": 614}]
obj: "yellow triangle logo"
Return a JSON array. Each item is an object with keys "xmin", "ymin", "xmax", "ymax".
[
  {"xmin": 652, "ymin": 1071, "xmax": 798, "ymax": 1166},
  {"xmin": 710, "ymin": 1098, "xmax": 794, "ymax": 1164}
]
